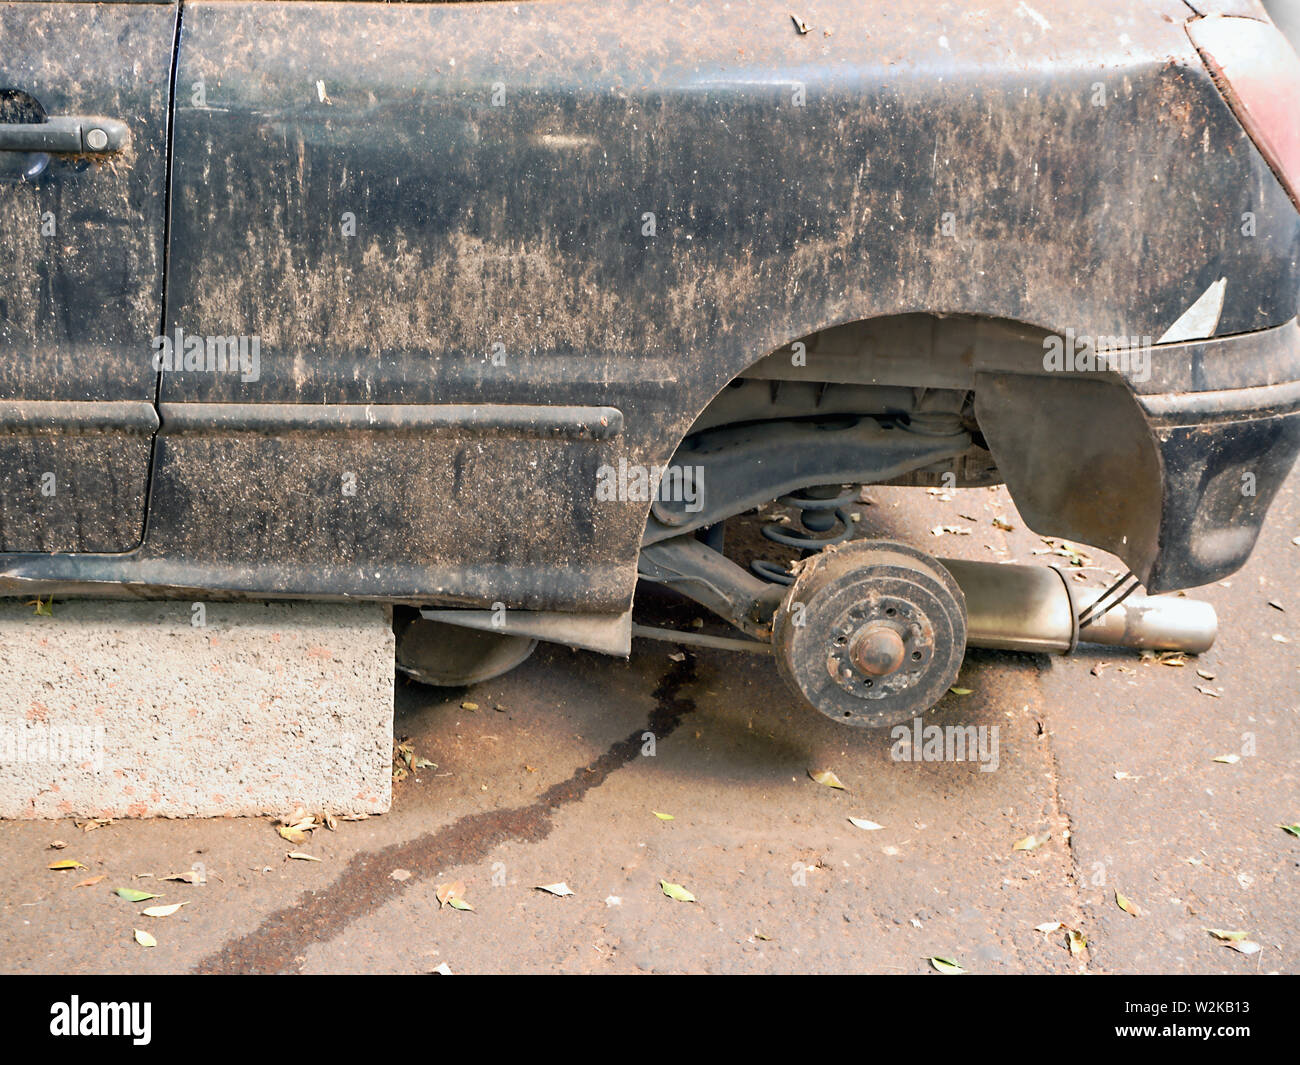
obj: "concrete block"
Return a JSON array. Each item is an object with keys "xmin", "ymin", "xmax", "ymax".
[{"xmin": 0, "ymin": 599, "xmax": 394, "ymax": 819}]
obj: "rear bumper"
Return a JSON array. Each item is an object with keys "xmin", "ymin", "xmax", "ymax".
[
  {"xmin": 1129, "ymin": 320, "xmax": 1300, "ymax": 590},
  {"xmin": 976, "ymin": 318, "xmax": 1300, "ymax": 592}
]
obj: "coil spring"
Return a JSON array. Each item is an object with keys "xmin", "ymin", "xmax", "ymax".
[{"xmin": 751, "ymin": 484, "xmax": 861, "ymax": 585}]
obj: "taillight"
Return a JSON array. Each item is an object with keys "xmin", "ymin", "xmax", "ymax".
[{"xmin": 1188, "ymin": 14, "xmax": 1300, "ymax": 211}]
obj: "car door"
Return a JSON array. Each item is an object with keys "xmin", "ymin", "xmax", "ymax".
[
  {"xmin": 0, "ymin": 0, "xmax": 176, "ymax": 554},
  {"xmin": 155, "ymin": 0, "xmax": 638, "ymax": 607}
]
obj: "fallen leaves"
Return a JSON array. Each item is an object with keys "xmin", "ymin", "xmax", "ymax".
[
  {"xmin": 1115, "ymin": 889, "xmax": 1140, "ymax": 917},
  {"xmin": 535, "ymin": 883, "xmax": 574, "ymax": 897},
  {"xmin": 1212, "ymin": 753, "xmax": 1241, "ymax": 764},
  {"xmin": 436, "ymin": 881, "xmax": 474, "ymax": 910},
  {"xmin": 1280, "ymin": 823, "xmax": 1300, "ymax": 838},
  {"xmin": 929, "ymin": 956, "xmax": 965, "ymax": 974},
  {"xmin": 1138, "ymin": 649, "xmax": 1187, "ymax": 668},
  {"xmin": 163, "ymin": 869, "xmax": 205, "ymax": 885},
  {"xmin": 74, "ymin": 875, "xmax": 108, "ymax": 888},
  {"xmin": 141, "ymin": 902, "xmax": 187, "ymax": 918},
  {"xmin": 1034, "ymin": 921, "xmax": 1088, "ymax": 957},
  {"xmin": 808, "ymin": 769, "xmax": 845, "ymax": 790},
  {"xmin": 273, "ymin": 807, "xmax": 324, "ymax": 844},
  {"xmin": 393, "ymin": 742, "xmax": 436, "ymax": 782},
  {"xmin": 948, "ymin": 686, "xmax": 974, "ymax": 696},
  {"xmin": 133, "ymin": 929, "xmax": 156, "ymax": 948},
  {"xmin": 847, "ymin": 817, "xmax": 884, "ymax": 831},
  {"xmin": 47, "ymin": 859, "xmax": 85, "ymax": 871},
  {"xmin": 931, "ymin": 524, "xmax": 972, "ymax": 537},
  {"xmin": 652, "ymin": 811, "xmax": 674, "ymax": 821},
  {"xmin": 115, "ymin": 887, "xmax": 159, "ymax": 903},
  {"xmin": 660, "ymin": 880, "xmax": 696, "ymax": 903},
  {"xmin": 1034, "ymin": 538, "xmax": 1090, "ymax": 567},
  {"xmin": 1013, "ymin": 832, "xmax": 1050, "ymax": 852},
  {"xmin": 1206, "ymin": 929, "xmax": 1260, "ymax": 955},
  {"xmin": 287, "ymin": 852, "xmax": 321, "ymax": 863}
]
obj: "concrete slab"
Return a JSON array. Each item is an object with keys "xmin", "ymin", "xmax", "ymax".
[{"xmin": 0, "ymin": 600, "xmax": 394, "ymax": 819}]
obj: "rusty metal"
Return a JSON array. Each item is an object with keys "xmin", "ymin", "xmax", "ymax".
[
  {"xmin": 940, "ymin": 559, "xmax": 1218, "ymax": 656},
  {"xmin": 395, "ymin": 614, "xmax": 537, "ymax": 688},
  {"xmin": 773, "ymin": 540, "xmax": 967, "ymax": 728}
]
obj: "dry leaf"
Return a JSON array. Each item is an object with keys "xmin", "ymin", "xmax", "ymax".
[
  {"xmin": 48, "ymin": 859, "xmax": 85, "ymax": 871},
  {"xmin": 141, "ymin": 902, "xmax": 188, "ymax": 918},
  {"xmin": 1213, "ymin": 753, "xmax": 1241, "ymax": 764},
  {"xmin": 287, "ymin": 852, "xmax": 321, "ymax": 862},
  {"xmin": 848, "ymin": 817, "xmax": 884, "ymax": 831},
  {"xmin": 277, "ymin": 826, "xmax": 308, "ymax": 844},
  {"xmin": 929, "ymin": 956, "xmax": 965, "ymax": 974},
  {"xmin": 1115, "ymin": 889, "xmax": 1139, "ymax": 917},
  {"xmin": 436, "ymin": 880, "xmax": 466, "ymax": 906},
  {"xmin": 1013, "ymin": 832, "xmax": 1050, "ymax": 852},
  {"xmin": 660, "ymin": 880, "xmax": 696, "ymax": 903},
  {"xmin": 74, "ymin": 875, "xmax": 108, "ymax": 888},
  {"xmin": 536, "ymin": 882, "xmax": 574, "ymax": 897},
  {"xmin": 133, "ymin": 929, "xmax": 156, "ymax": 948},
  {"xmin": 808, "ymin": 769, "xmax": 846, "ymax": 790},
  {"xmin": 1068, "ymin": 928, "xmax": 1087, "ymax": 956},
  {"xmin": 1034, "ymin": 921, "xmax": 1063, "ymax": 934},
  {"xmin": 163, "ymin": 870, "xmax": 205, "ymax": 885}
]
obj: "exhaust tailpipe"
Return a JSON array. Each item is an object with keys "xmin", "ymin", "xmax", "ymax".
[{"xmin": 938, "ymin": 559, "xmax": 1217, "ymax": 656}]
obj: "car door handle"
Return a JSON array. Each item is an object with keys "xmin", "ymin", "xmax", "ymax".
[{"xmin": 0, "ymin": 116, "xmax": 128, "ymax": 154}]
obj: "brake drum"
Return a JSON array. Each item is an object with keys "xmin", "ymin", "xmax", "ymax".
[{"xmin": 772, "ymin": 540, "xmax": 967, "ymax": 728}]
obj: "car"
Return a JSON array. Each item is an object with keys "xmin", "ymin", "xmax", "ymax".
[{"xmin": 2, "ymin": 0, "xmax": 1298, "ymax": 728}]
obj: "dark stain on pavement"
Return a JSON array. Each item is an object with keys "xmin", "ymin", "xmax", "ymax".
[{"xmin": 195, "ymin": 653, "xmax": 698, "ymax": 974}]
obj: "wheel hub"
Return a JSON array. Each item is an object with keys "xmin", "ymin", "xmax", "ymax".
[
  {"xmin": 847, "ymin": 622, "xmax": 908, "ymax": 678},
  {"xmin": 773, "ymin": 540, "xmax": 967, "ymax": 728}
]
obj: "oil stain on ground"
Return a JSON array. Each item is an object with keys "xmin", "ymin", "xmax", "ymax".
[{"xmin": 196, "ymin": 654, "xmax": 697, "ymax": 974}]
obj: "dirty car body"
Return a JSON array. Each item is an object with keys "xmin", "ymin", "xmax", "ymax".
[{"xmin": 2, "ymin": 0, "xmax": 1299, "ymax": 695}]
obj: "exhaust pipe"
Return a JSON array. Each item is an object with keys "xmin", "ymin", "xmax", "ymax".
[{"xmin": 939, "ymin": 559, "xmax": 1217, "ymax": 656}]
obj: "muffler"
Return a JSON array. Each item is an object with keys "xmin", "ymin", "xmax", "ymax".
[{"xmin": 939, "ymin": 559, "xmax": 1217, "ymax": 656}]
